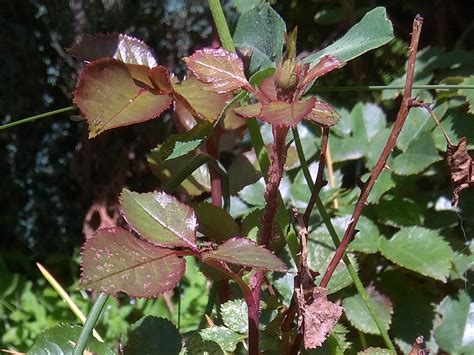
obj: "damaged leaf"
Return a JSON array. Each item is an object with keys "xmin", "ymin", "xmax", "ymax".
[{"xmin": 446, "ymin": 137, "xmax": 474, "ymax": 206}]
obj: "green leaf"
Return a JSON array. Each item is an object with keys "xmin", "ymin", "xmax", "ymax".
[
  {"xmin": 357, "ymin": 348, "xmax": 391, "ymax": 354},
  {"xmin": 343, "ymin": 286, "xmax": 393, "ymax": 335},
  {"xmin": 221, "ymin": 299, "xmax": 248, "ymax": 334},
  {"xmin": 364, "ymin": 169, "xmax": 395, "ymax": 205},
  {"xmin": 120, "ymin": 189, "xmax": 197, "ymax": 248},
  {"xmin": 184, "ymin": 332, "xmax": 224, "ymax": 355},
  {"xmin": 432, "ymin": 111, "xmax": 474, "ymax": 152},
  {"xmin": 376, "ymin": 195, "xmax": 424, "ymax": 227},
  {"xmin": 378, "ymin": 270, "xmax": 435, "ymax": 353},
  {"xmin": 238, "ymin": 178, "xmax": 266, "ymax": 207},
  {"xmin": 159, "ymin": 120, "xmax": 213, "ymax": 160},
  {"xmin": 365, "ymin": 128, "xmax": 391, "ymax": 169},
  {"xmin": 392, "ymin": 131, "xmax": 441, "ymax": 176},
  {"xmin": 348, "ymin": 215, "xmax": 382, "ymax": 254},
  {"xmin": 147, "ymin": 148, "xmax": 210, "ymax": 196},
  {"xmin": 329, "ymin": 134, "xmax": 365, "ymax": 162},
  {"xmin": 459, "ymin": 76, "xmax": 474, "ymax": 113},
  {"xmin": 73, "ymin": 58, "xmax": 172, "ymax": 138},
  {"xmin": 81, "ymin": 227, "xmax": 185, "ymax": 297},
  {"xmin": 396, "ymin": 108, "xmax": 432, "ymax": 152},
  {"xmin": 434, "ymin": 290, "xmax": 474, "ymax": 354},
  {"xmin": 192, "ymin": 202, "xmax": 240, "ymax": 242},
  {"xmin": 29, "ymin": 324, "xmax": 114, "ymax": 355},
  {"xmin": 183, "ymin": 48, "xmax": 249, "ymax": 93},
  {"xmin": 123, "ymin": 316, "xmax": 182, "ymax": 355},
  {"xmin": 200, "ymin": 327, "xmax": 245, "ymax": 352},
  {"xmin": 233, "ymin": 3, "xmax": 286, "ymax": 73},
  {"xmin": 379, "ymin": 226, "xmax": 453, "ymax": 281},
  {"xmin": 228, "ymin": 151, "xmax": 261, "ymax": 194},
  {"xmin": 172, "ymin": 76, "xmax": 232, "ymax": 122},
  {"xmin": 308, "ymin": 229, "xmax": 358, "ymax": 293},
  {"xmin": 303, "ymin": 7, "xmax": 394, "ymax": 65},
  {"xmin": 351, "ymin": 102, "xmax": 387, "ymax": 147},
  {"xmin": 203, "ymin": 237, "xmax": 287, "ymax": 271},
  {"xmin": 69, "ymin": 33, "xmax": 158, "ymax": 67}
]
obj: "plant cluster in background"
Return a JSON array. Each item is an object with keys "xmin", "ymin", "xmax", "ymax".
[{"xmin": 1, "ymin": 1, "xmax": 473, "ymax": 354}]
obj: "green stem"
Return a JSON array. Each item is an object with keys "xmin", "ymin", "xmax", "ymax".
[
  {"xmin": 208, "ymin": 0, "xmax": 235, "ymax": 52},
  {"xmin": 0, "ymin": 106, "xmax": 76, "ymax": 131},
  {"xmin": 73, "ymin": 293, "xmax": 108, "ymax": 355},
  {"xmin": 162, "ymin": 154, "xmax": 210, "ymax": 194},
  {"xmin": 293, "ymin": 129, "xmax": 396, "ymax": 353},
  {"xmin": 310, "ymin": 84, "xmax": 474, "ymax": 92}
]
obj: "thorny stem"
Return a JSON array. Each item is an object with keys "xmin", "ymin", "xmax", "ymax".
[{"xmin": 320, "ymin": 15, "xmax": 424, "ymax": 290}]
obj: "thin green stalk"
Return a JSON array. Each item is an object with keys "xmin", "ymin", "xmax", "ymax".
[
  {"xmin": 208, "ymin": 0, "xmax": 235, "ymax": 52},
  {"xmin": 293, "ymin": 129, "xmax": 396, "ymax": 353},
  {"xmin": 162, "ymin": 154, "xmax": 210, "ymax": 194},
  {"xmin": 0, "ymin": 106, "xmax": 76, "ymax": 131},
  {"xmin": 310, "ymin": 84, "xmax": 474, "ymax": 92},
  {"xmin": 73, "ymin": 293, "xmax": 108, "ymax": 355}
]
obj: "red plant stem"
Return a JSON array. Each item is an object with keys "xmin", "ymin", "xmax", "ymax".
[
  {"xmin": 248, "ymin": 124, "xmax": 290, "ymax": 354},
  {"xmin": 303, "ymin": 126, "xmax": 329, "ymax": 225},
  {"xmin": 320, "ymin": 14, "xmax": 424, "ymax": 288}
]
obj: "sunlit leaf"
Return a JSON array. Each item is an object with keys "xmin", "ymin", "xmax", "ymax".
[
  {"xmin": 172, "ymin": 75, "xmax": 232, "ymax": 122},
  {"xmin": 221, "ymin": 299, "xmax": 248, "ymax": 334},
  {"xmin": 300, "ymin": 55, "xmax": 344, "ymax": 90},
  {"xmin": 233, "ymin": 3, "xmax": 286, "ymax": 73},
  {"xmin": 392, "ymin": 131, "xmax": 441, "ymax": 175},
  {"xmin": 183, "ymin": 48, "xmax": 249, "ymax": 93},
  {"xmin": 303, "ymin": 7, "xmax": 394, "ymax": 65},
  {"xmin": 192, "ymin": 202, "xmax": 240, "ymax": 242},
  {"xmin": 343, "ymin": 286, "xmax": 393, "ymax": 335},
  {"xmin": 81, "ymin": 227, "xmax": 185, "ymax": 297},
  {"xmin": 259, "ymin": 98, "xmax": 316, "ymax": 126},
  {"xmin": 73, "ymin": 58, "xmax": 172, "ymax": 138},
  {"xmin": 379, "ymin": 226, "xmax": 453, "ymax": 281},
  {"xmin": 203, "ymin": 237, "xmax": 287, "ymax": 271},
  {"xmin": 69, "ymin": 33, "xmax": 158, "ymax": 67},
  {"xmin": 124, "ymin": 316, "xmax": 182, "ymax": 355},
  {"xmin": 120, "ymin": 189, "xmax": 197, "ymax": 249},
  {"xmin": 200, "ymin": 327, "xmax": 245, "ymax": 352},
  {"xmin": 434, "ymin": 290, "xmax": 474, "ymax": 354}
]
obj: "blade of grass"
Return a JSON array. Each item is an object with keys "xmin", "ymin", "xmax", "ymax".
[
  {"xmin": 73, "ymin": 292, "xmax": 108, "ymax": 355},
  {"xmin": 0, "ymin": 106, "xmax": 76, "ymax": 131},
  {"xmin": 36, "ymin": 263, "xmax": 104, "ymax": 343}
]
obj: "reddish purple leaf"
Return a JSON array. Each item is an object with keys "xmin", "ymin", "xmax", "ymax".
[
  {"xmin": 305, "ymin": 99, "xmax": 340, "ymax": 127},
  {"xmin": 172, "ymin": 75, "xmax": 232, "ymax": 122},
  {"xmin": 73, "ymin": 58, "xmax": 172, "ymax": 138},
  {"xmin": 183, "ymin": 48, "xmax": 249, "ymax": 93},
  {"xmin": 233, "ymin": 103, "xmax": 262, "ymax": 118},
  {"xmin": 299, "ymin": 55, "xmax": 344, "ymax": 91},
  {"xmin": 81, "ymin": 227, "xmax": 185, "ymax": 297},
  {"xmin": 120, "ymin": 189, "xmax": 197, "ymax": 249},
  {"xmin": 259, "ymin": 98, "xmax": 316, "ymax": 126},
  {"xmin": 69, "ymin": 33, "xmax": 158, "ymax": 67},
  {"xmin": 259, "ymin": 76, "xmax": 278, "ymax": 101},
  {"xmin": 203, "ymin": 237, "xmax": 287, "ymax": 271},
  {"xmin": 148, "ymin": 66, "xmax": 173, "ymax": 93}
]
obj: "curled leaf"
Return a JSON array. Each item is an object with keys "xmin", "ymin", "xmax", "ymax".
[
  {"xmin": 69, "ymin": 33, "xmax": 158, "ymax": 67},
  {"xmin": 306, "ymin": 99, "xmax": 340, "ymax": 127},
  {"xmin": 183, "ymin": 48, "xmax": 249, "ymax": 93},
  {"xmin": 446, "ymin": 137, "xmax": 474, "ymax": 206},
  {"xmin": 73, "ymin": 58, "xmax": 172, "ymax": 138},
  {"xmin": 81, "ymin": 227, "xmax": 185, "ymax": 297}
]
